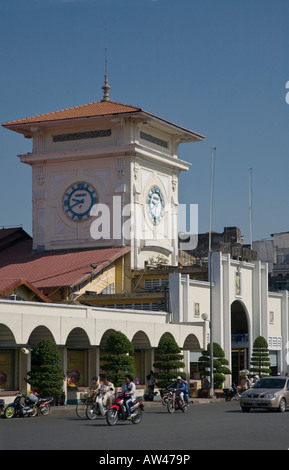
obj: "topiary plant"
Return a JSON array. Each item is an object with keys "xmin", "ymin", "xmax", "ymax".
[
  {"xmin": 100, "ymin": 331, "xmax": 136, "ymax": 387},
  {"xmin": 153, "ymin": 336, "xmax": 185, "ymax": 390},
  {"xmin": 26, "ymin": 338, "xmax": 63, "ymax": 399},
  {"xmin": 199, "ymin": 342, "xmax": 231, "ymax": 389},
  {"xmin": 249, "ymin": 336, "xmax": 271, "ymax": 378}
]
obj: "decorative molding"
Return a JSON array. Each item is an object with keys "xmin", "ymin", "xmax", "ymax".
[
  {"xmin": 52, "ymin": 129, "xmax": 111, "ymax": 143},
  {"xmin": 140, "ymin": 131, "xmax": 168, "ymax": 149}
]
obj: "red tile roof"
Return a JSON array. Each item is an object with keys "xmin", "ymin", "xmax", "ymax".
[
  {"xmin": 0, "ymin": 239, "xmax": 130, "ymax": 294},
  {"xmin": 2, "ymin": 99, "xmax": 205, "ymax": 140},
  {"xmin": 0, "ymin": 279, "xmax": 52, "ymax": 303},
  {"xmin": 2, "ymin": 100, "xmax": 141, "ymax": 126}
]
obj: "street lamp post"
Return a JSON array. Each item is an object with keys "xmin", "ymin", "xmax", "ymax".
[{"xmin": 208, "ymin": 147, "xmax": 216, "ymax": 398}]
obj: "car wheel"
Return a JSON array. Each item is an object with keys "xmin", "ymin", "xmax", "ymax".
[
  {"xmin": 241, "ymin": 407, "xmax": 250, "ymax": 413},
  {"xmin": 278, "ymin": 398, "xmax": 286, "ymax": 413}
]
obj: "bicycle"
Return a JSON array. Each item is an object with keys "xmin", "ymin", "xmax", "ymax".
[{"xmin": 76, "ymin": 390, "xmax": 95, "ymax": 418}]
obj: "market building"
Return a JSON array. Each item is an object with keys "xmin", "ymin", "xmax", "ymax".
[
  {"xmin": 1, "ymin": 78, "xmax": 288, "ymax": 402},
  {"xmin": 0, "ymin": 78, "xmax": 205, "ymax": 400}
]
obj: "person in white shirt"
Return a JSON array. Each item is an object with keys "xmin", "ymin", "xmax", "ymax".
[{"xmin": 97, "ymin": 376, "xmax": 115, "ymax": 414}]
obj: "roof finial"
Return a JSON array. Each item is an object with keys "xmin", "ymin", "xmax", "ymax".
[{"xmin": 102, "ymin": 26, "xmax": 111, "ymax": 101}]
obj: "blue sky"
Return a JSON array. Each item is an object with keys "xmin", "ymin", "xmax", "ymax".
[{"xmin": 1, "ymin": 0, "xmax": 289, "ymax": 244}]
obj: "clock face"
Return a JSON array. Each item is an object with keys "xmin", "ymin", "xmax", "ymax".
[
  {"xmin": 63, "ymin": 182, "xmax": 97, "ymax": 221},
  {"xmin": 148, "ymin": 186, "xmax": 164, "ymax": 224}
]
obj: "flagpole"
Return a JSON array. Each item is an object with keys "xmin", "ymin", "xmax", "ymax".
[{"xmin": 209, "ymin": 147, "xmax": 216, "ymax": 398}]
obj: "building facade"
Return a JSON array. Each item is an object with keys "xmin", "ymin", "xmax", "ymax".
[
  {"xmin": 170, "ymin": 252, "xmax": 288, "ymax": 383},
  {"xmin": 253, "ymin": 232, "xmax": 289, "ymax": 291},
  {"xmin": 0, "ymin": 298, "xmax": 203, "ymax": 400},
  {"xmin": 1, "ymin": 85, "xmax": 288, "ymax": 402}
]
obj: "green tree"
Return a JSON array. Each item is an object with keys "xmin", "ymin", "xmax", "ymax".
[
  {"xmin": 199, "ymin": 342, "xmax": 231, "ymax": 389},
  {"xmin": 153, "ymin": 336, "xmax": 185, "ymax": 389},
  {"xmin": 26, "ymin": 338, "xmax": 63, "ymax": 398},
  {"xmin": 100, "ymin": 331, "xmax": 136, "ymax": 387},
  {"xmin": 249, "ymin": 336, "xmax": 271, "ymax": 378}
]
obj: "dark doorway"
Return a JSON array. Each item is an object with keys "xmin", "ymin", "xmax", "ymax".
[{"xmin": 231, "ymin": 301, "xmax": 249, "ymax": 385}]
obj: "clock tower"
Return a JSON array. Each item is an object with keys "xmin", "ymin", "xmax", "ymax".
[{"xmin": 3, "ymin": 83, "xmax": 204, "ymax": 269}]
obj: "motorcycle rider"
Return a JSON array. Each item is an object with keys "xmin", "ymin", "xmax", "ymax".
[
  {"xmin": 97, "ymin": 376, "xmax": 115, "ymax": 414},
  {"xmin": 169, "ymin": 376, "xmax": 187, "ymax": 405},
  {"xmin": 181, "ymin": 378, "xmax": 190, "ymax": 405},
  {"xmin": 120, "ymin": 374, "xmax": 136, "ymax": 419}
]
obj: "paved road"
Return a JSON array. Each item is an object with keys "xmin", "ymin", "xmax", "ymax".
[{"xmin": 1, "ymin": 401, "xmax": 289, "ymax": 451}]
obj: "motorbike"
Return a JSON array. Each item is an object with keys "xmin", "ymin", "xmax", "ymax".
[
  {"xmin": 161, "ymin": 389, "xmax": 170, "ymax": 406},
  {"xmin": 223, "ymin": 383, "xmax": 240, "ymax": 401},
  {"xmin": 143, "ymin": 388, "xmax": 158, "ymax": 402},
  {"xmin": 4, "ymin": 392, "xmax": 39, "ymax": 419},
  {"xmin": 37, "ymin": 395, "xmax": 54, "ymax": 415},
  {"xmin": 167, "ymin": 388, "xmax": 188, "ymax": 413},
  {"xmin": 106, "ymin": 392, "xmax": 143, "ymax": 426},
  {"xmin": 86, "ymin": 392, "xmax": 110, "ymax": 420}
]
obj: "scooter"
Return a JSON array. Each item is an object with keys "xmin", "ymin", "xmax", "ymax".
[
  {"xmin": 86, "ymin": 392, "xmax": 109, "ymax": 420},
  {"xmin": 223, "ymin": 383, "xmax": 240, "ymax": 401},
  {"xmin": 4, "ymin": 392, "xmax": 39, "ymax": 418},
  {"xmin": 106, "ymin": 392, "xmax": 143, "ymax": 426},
  {"xmin": 37, "ymin": 396, "xmax": 54, "ymax": 415}
]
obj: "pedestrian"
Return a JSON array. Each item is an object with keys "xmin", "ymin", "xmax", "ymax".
[
  {"xmin": 198, "ymin": 376, "xmax": 210, "ymax": 397},
  {"xmin": 147, "ymin": 370, "xmax": 156, "ymax": 395},
  {"xmin": 55, "ymin": 374, "xmax": 67, "ymax": 406},
  {"xmin": 60, "ymin": 374, "xmax": 67, "ymax": 405}
]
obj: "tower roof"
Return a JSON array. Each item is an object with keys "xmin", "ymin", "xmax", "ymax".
[
  {"xmin": 2, "ymin": 100, "xmax": 205, "ymax": 141},
  {"xmin": 3, "ymin": 100, "xmax": 141, "ymax": 127}
]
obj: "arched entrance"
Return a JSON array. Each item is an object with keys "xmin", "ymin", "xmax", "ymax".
[
  {"xmin": 66, "ymin": 328, "xmax": 91, "ymax": 387},
  {"xmin": 0, "ymin": 324, "xmax": 16, "ymax": 390},
  {"xmin": 231, "ymin": 300, "xmax": 250, "ymax": 385},
  {"xmin": 131, "ymin": 331, "xmax": 151, "ymax": 384},
  {"xmin": 183, "ymin": 334, "xmax": 201, "ymax": 351},
  {"xmin": 28, "ymin": 325, "xmax": 55, "ymax": 348}
]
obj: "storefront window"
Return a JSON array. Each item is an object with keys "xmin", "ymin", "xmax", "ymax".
[{"xmin": 0, "ymin": 350, "xmax": 14, "ymax": 390}]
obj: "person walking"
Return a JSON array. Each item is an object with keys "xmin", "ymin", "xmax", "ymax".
[{"xmin": 146, "ymin": 370, "xmax": 156, "ymax": 400}]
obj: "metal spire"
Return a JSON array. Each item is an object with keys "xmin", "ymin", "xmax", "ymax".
[{"xmin": 101, "ymin": 28, "xmax": 111, "ymax": 101}]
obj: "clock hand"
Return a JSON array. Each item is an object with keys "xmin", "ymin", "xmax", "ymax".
[
  {"xmin": 70, "ymin": 199, "xmax": 84, "ymax": 208},
  {"xmin": 72, "ymin": 198, "xmax": 84, "ymax": 203}
]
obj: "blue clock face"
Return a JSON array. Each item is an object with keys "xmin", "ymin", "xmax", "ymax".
[
  {"xmin": 148, "ymin": 186, "xmax": 164, "ymax": 224},
  {"xmin": 63, "ymin": 182, "xmax": 97, "ymax": 221}
]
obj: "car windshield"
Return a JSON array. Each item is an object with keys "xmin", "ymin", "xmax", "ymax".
[{"xmin": 253, "ymin": 378, "xmax": 286, "ymax": 389}]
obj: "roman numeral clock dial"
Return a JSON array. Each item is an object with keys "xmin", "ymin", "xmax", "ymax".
[{"xmin": 63, "ymin": 182, "xmax": 97, "ymax": 221}]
